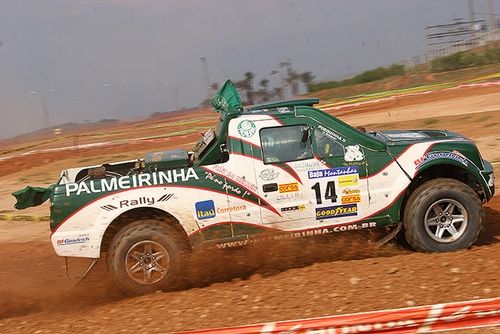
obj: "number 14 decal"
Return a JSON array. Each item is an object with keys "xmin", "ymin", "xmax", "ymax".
[{"xmin": 311, "ymin": 181, "xmax": 337, "ymax": 205}]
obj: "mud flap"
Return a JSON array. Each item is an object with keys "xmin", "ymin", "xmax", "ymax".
[
  {"xmin": 64, "ymin": 257, "xmax": 99, "ymax": 284},
  {"xmin": 377, "ymin": 222, "xmax": 402, "ymax": 247}
]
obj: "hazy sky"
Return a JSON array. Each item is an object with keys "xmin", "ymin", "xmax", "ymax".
[{"xmin": 0, "ymin": 0, "xmax": 497, "ymax": 138}]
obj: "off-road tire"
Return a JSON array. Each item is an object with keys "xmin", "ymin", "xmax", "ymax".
[
  {"xmin": 107, "ymin": 219, "xmax": 187, "ymax": 295},
  {"xmin": 404, "ymin": 178, "xmax": 483, "ymax": 252}
]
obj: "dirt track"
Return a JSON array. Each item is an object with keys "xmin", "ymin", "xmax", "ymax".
[{"xmin": 0, "ymin": 85, "xmax": 499, "ymax": 333}]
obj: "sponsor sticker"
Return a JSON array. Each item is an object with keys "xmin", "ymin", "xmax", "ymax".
[
  {"xmin": 318, "ymin": 124, "xmax": 346, "ymax": 143},
  {"xmin": 277, "ymin": 107, "xmax": 291, "ymax": 113},
  {"xmin": 308, "ymin": 166, "xmax": 358, "ymax": 179},
  {"xmin": 237, "ymin": 120, "xmax": 256, "ymax": 138},
  {"xmin": 195, "ymin": 200, "xmax": 216, "ymax": 220},
  {"xmin": 344, "ymin": 145, "xmax": 364, "ymax": 162},
  {"xmin": 204, "ymin": 171, "xmax": 250, "ymax": 198},
  {"xmin": 248, "ymin": 108, "xmax": 268, "ymax": 114},
  {"xmin": 217, "ymin": 205, "xmax": 247, "ymax": 214},
  {"xmin": 341, "ymin": 194, "xmax": 361, "ymax": 204},
  {"xmin": 342, "ymin": 188, "xmax": 360, "ymax": 195},
  {"xmin": 259, "ymin": 168, "xmax": 279, "ymax": 181},
  {"xmin": 277, "ymin": 192, "xmax": 302, "ymax": 201},
  {"xmin": 212, "ymin": 165, "xmax": 258, "ymax": 192},
  {"xmin": 57, "ymin": 235, "xmax": 90, "ymax": 246},
  {"xmin": 279, "ymin": 182, "xmax": 299, "ymax": 193},
  {"xmin": 414, "ymin": 150, "xmax": 469, "ymax": 167},
  {"xmin": 292, "ymin": 160, "xmax": 325, "ymax": 172},
  {"xmin": 338, "ymin": 174, "xmax": 359, "ymax": 187},
  {"xmin": 101, "ymin": 193, "xmax": 173, "ymax": 211},
  {"xmin": 338, "ymin": 175, "xmax": 359, "ymax": 187},
  {"xmin": 316, "ymin": 204, "xmax": 358, "ymax": 220},
  {"xmin": 280, "ymin": 204, "xmax": 306, "ymax": 213}
]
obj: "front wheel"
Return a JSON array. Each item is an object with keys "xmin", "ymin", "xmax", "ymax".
[
  {"xmin": 403, "ymin": 178, "xmax": 484, "ymax": 252},
  {"xmin": 107, "ymin": 219, "xmax": 188, "ymax": 295}
]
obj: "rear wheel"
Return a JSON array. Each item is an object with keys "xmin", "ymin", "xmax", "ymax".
[
  {"xmin": 107, "ymin": 219, "xmax": 188, "ymax": 295},
  {"xmin": 404, "ymin": 178, "xmax": 483, "ymax": 252}
]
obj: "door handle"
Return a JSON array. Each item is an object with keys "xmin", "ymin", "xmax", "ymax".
[{"xmin": 262, "ymin": 183, "xmax": 278, "ymax": 193}]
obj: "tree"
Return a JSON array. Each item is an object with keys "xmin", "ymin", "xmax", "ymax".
[
  {"xmin": 272, "ymin": 87, "xmax": 284, "ymax": 100},
  {"xmin": 235, "ymin": 71, "xmax": 255, "ymax": 105},
  {"xmin": 299, "ymin": 71, "xmax": 315, "ymax": 92},
  {"xmin": 244, "ymin": 71, "xmax": 255, "ymax": 104},
  {"xmin": 285, "ymin": 69, "xmax": 300, "ymax": 96},
  {"xmin": 255, "ymin": 78, "xmax": 270, "ymax": 103}
]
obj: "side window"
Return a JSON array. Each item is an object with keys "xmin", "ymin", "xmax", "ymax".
[
  {"xmin": 260, "ymin": 125, "xmax": 313, "ymax": 164},
  {"xmin": 313, "ymin": 129, "xmax": 344, "ymax": 159}
]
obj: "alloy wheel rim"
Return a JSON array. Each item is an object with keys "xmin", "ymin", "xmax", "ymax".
[
  {"xmin": 125, "ymin": 240, "xmax": 170, "ymax": 285},
  {"xmin": 424, "ymin": 198, "xmax": 468, "ymax": 243}
]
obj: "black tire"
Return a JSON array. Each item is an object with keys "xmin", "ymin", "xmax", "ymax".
[
  {"xmin": 107, "ymin": 219, "xmax": 188, "ymax": 295},
  {"xmin": 403, "ymin": 178, "xmax": 483, "ymax": 252}
]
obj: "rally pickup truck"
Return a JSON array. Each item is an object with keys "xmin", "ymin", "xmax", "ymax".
[{"xmin": 13, "ymin": 80, "xmax": 495, "ymax": 294}]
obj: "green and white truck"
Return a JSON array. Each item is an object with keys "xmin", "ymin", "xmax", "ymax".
[{"xmin": 14, "ymin": 80, "xmax": 495, "ymax": 294}]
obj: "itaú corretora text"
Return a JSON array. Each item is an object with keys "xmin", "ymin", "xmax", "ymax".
[{"xmin": 64, "ymin": 168, "xmax": 199, "ymax": 196}]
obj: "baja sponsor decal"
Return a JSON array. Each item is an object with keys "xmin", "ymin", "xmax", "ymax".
[
  {"xmin": 308, "ymin": 166, "xmax": 358, "ymax": 179},
  {"xmin": 217, "ymin": 204, "xmax": 247, "ymax": 214},
  {"xmin": 316, "ymin": 204, "xmax": 358, "ymax": 220},
  {"xmin": 57, "ymin": 235, "xmax": 90, "ymax": 246},
  {"xmin": 65, "ymin": 168, "xmax": 199, "ymax": 196},
  {"xmin": 318, "ymin": 124, "xmax": 346, "ymax": 143},
  {"xmin": 259, "ymin": 168, "xmax": 279, "ymax": 181},
  {"xmin": 338, "ymin": 174, "xmax": 359, "ymax": 187},
  {"xmin": 237, "ymin": 120, "xmax": 256, "ymax": 138},
  {"xmin": 279, "ymin": 182, "xmax": 299, "ymax": 193},
  {"xmin": 414, "ymin": 150, "xmax": 469, "ymax": 167},
  {"xmin": 342, "ymin": 188, "xmax": 360, "ymax": 195},
  {"xmin": 280, "ymin": 204, "xmax": 306, "ymax": 212},
  {"xmin": 195, "ymin": 200, "xmax": 216, "ymax": 220},
  {"xmin": 341, "ymin": 194, "xmax": 361, "ymax": 204},
  {"xmin": 215, "ymin": 222, "xmax": 376, "ymax": 249},
  {"xmin": 212, "ymin": 165, "xmax": 258, "ymax": 192},
  {"xmin": 344, "ymin": 145, "xmax": 364, "ymax": 162}
]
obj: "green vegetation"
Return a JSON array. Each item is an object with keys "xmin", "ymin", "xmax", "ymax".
[
  {"xmin": 308, "ymin": 64, "xmax": 404, "ymax": 93},
  {"xmin": 431, "ymin": 47, "xmax": 500, "ymax": 72}
]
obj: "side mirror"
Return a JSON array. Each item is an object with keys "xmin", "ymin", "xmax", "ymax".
[
  {"xmin": 300, "ymin": 128, "xmax": 310, "ymax": 143},
  {"xmin": 220, "ymin": 143, "xmax": 229, "ymax": 163}
]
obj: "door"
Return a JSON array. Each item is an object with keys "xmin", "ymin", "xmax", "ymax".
[{"xmin": 307, "ymin": 124, "xmax": 371, "ymax": 226}]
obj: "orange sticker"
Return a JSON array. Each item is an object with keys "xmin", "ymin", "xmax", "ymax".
[
  {"xmin": 341, "ymin": 194, "xmax": 361, "ymax": 204},
  {"xmin": 279, "ymin": 182, "xmax": 299, "ymax": 193}
]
